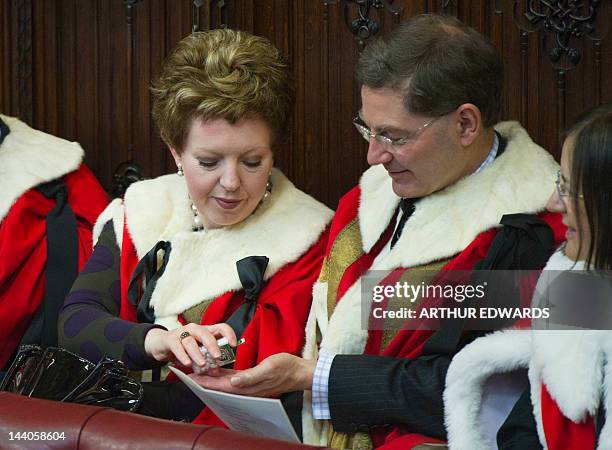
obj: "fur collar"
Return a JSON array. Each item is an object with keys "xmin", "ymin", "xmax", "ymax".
[
  {"xmin": 444, "ymin": 329, "xmax": 532, "ymax": 450},
  {"xmin": 314, "ymin": 121, "xmax": 559, "ymax": 357},
  {"xmin": 445, "ymin": 329, "xmax": 612, "ymax": 450},
  {"xmin": 302, "ymin": 123, "xmax": 558, "ymax": 446},
  {"xmin": 358, "ymin": 121, "xmax": 559, "ymax": 269},
  {"xmin": 0, "ymin": 115, "xmax": 83, "ymax": 221},
  {"xmin": 531, "ymin": 331, "xmax": 612, "ymax": 450},
  {"xmin": 445, "ymin": 252, "xmax": 612, "ymax": 450},
  {"xmin": 117, "ymin": 168, "xmax": 332, "ymax": 329},
  {"xmin": 530, "ymin": 252, "xmax": 602, "ymax": 424}
]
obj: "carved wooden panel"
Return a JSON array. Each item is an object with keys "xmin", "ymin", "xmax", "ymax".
[
  {"xmin": 1, "ymin": 0, "xmax": 33, "ymax": 123},
  {"xmin": 1, "ymin": 0, "xmax": 610, "ymax": 207}
]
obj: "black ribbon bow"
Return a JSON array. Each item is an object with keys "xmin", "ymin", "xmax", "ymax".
[
  {"xmin": 127, "ymin": 241, "xmax": 172, "ymax": 324},
  {"xmin": 225, "ymin": 255, "xmax": 269, "ymax": 341}
]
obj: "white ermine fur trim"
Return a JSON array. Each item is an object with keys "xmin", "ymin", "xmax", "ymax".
[
  {"xmin": 93, "ymin": 198, "xmax": 125, "ymax": 249},
  {"xmin": 301, "ymin": 280, "xmax": 331, "ymax": 446},
  {"xmin": 529, "ymin": 251, "xmax": 602, "ymax": 426},
  {"xmin": 528, "ymin": 329, "xmax": 607, "ymax": 449},
  {"xmin": 446, "ymin": 251, "xmax": 612, "ymax": 450},
  {"xmin": 0, "ymin": 115, "xmax": 84, "ymax": 221},
  {"xmin": 597, "ymin": 338, "xmax": 612, "ymax": 450},
  {"xmin": 358, "ymin": 121, "xmax": 558, "ymax": 267},
  {"xmin": 302, "ymin": 122, "xmax": 558, "ymax": 445},
  {"xmin": 531, "ymin": 332, "xmax": 603, "ymax": 423},
  {"xmin": 106, "ymin": 168, "xmax": 332, "ymax": 330},
  {"xmin": 528, "ymin": 335, "xmax": 612, "ymax": 450},
  {"xmin": 444, "ymin": 329, "xmax": 532, "ymax": 450}
]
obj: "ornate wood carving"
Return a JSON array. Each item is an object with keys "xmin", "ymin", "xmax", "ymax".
[
  {"xmin": 520, "ymin": 31, "xmax": 529, "ymax": 127},
  {"xmin": 112, "ymin": 161, "xmax": 145, "ymax": 198},
  {"xmin": 124, "ymin": 0, "xmax": 142, "ymax": 23},
  {"xmin": 441, "ymin": 0, "xmax": 457, "ymax": 14},
  {"xmin": 326, "ymin": 0, "xmax": 402, "ymax": 50},
  {"xmin": 16, "ymin": 0, "xmax": 32, "ymax": 123},
  {"xmin": 193, "ymin": 0, "xmax": 205, "ymax": 32},
  {"xmin": 124, "ymin": 0, "xmax": 143, "ymax": 163},
  {"xmin": 193, "ymin": 0, "xmax": 228, "ymax": 32},
  {"xmin": 557, "ymin": 69, "xmax": 566, "ymax": 134},
  {"xmin": 5, "ymin": 0, "xmax": 610, "ymax": 208},
  {"xmin": 513, "ymin": 0, "xmax": 603, "ymax": 70},
  {"xmin": 495, "ymin": 0, "xmax": 504, "ymax": 14},
  {"xmin": 215, "ymin": 0, "xmax": 228, "ymax": 28},
  {"xmin": 594, "ymin": 39, "xmax": 602, "ymax": 103}
]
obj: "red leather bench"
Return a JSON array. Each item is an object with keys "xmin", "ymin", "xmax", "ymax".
[{"xmin": 0, "ymin": 392, "xmax": 324, "ymax": 449}]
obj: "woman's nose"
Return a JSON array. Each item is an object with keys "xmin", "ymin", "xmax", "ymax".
[
  {"xmin": 219, "ymin": 165, "xmax": 240, "ymax": 192},
  {"xmin": 546, "ymin": 188, "xmax": 566, "ymax": 214}
]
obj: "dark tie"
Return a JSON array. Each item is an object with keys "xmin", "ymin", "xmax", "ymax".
[{"xmin": 390, "ymin": 198, "xmax": 417, "ymax": 249}]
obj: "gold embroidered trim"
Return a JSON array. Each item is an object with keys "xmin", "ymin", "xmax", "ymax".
[
  {"xmin": 328, "ymin": 429, "xmax": 373, "ymax": 450},
  {"xmin": 326, "ymin": 219, "xmax": 364, "ymax": 319},
  {"xmin": 319, "ymin": 256, "xmax": 330, "ymax": 283},
  {"xmin": 181, "ymin": 298, "xmax": 216, "ymax": 324},
  {"xmin": 381, "ymin": 258, "xmax": 452, "ymax": 351}
]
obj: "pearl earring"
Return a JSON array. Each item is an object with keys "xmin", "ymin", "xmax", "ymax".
[
  {"xmin": 263, "ymin": 178, "xmax": 273, "ymax": 201},
  {"xmin": 190, "ymin": 200, "xmax": 204, "ymax": 232},
  {"xmin": 177, "ymin": 163, "xmax": 184, "ymax": 177}
]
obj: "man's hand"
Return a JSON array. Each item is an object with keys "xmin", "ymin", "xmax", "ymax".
[{"xmin": 189, "ymin": 353, "xmax": 316, "ymax": 397}]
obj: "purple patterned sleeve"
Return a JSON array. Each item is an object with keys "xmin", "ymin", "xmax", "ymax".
[{"xmin": 58, "ymin": 221, "xmax": 164, "ymax": 370}]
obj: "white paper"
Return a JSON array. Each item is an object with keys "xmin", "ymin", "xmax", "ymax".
[{"xmin": 169, "ymin": 366, "xmax": 301, "ymax": 443}]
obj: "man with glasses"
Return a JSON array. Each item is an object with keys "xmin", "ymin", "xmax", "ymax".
[{"xmin": 194, "ymin": 14, "xmax": 565, "ymax": 448}]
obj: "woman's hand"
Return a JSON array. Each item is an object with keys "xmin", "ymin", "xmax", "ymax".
[{"xmin": 144, "ymin": 323, "xmax": 237, "ymax": 369}]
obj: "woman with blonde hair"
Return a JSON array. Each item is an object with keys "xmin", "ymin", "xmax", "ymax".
[{"xmin": 58, "ymin": 29, "xmax": 332, "ymax": 426}]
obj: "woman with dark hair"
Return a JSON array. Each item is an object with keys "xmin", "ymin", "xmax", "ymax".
[
  {"xmin": 444, "ymin": 105, "xmax": 612, "ymax": 450},
  {"xmin": 556, "ymin": 105, "xmax": 612, "ymax": 270}
]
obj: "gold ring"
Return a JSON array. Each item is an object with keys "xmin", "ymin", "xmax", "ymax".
[{"xmin": 179, "ymin": 331, "xmax": 191, "ymax": 340}]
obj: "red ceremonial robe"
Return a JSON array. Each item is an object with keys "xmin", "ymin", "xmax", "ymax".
[
  {"xmin": 446, "ymin": 251, "xmax": 610, "ymax": 450},
  {"xmin": 0, "ymin": 115, "xmax": 109, "ymax": 368},
  {"xmin": 302, "ymin": 121, "xmax": 566, "ymax": 448},
  {"xmin": 94, "ymin": 167, "xmax": 333, "ymax": 427}
]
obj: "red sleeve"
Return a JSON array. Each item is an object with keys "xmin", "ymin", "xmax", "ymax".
[
  {"xmin": 64, "ymin": 164, "xmax": 110, "ymax": 233},
  {"xmin": 119, "ymin": 217, "xmax": 139, "ymax": 323},
  {"xmin": 0, "ymin": 190, "xmax": 49, "ymax": 367},
  {"xmin": 0, "ymin": 164, "xmax": 108, "ymax": 368},
  {"xmin": 64, "ymin": 164, "xmax": 110, "ymax": 272}
]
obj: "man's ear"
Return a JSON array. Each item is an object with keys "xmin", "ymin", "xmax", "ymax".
[{"xmin": 455, "ymin": 103, "xmax": 481, "ymax": 147}]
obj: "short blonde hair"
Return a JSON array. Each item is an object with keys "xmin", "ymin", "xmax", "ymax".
[{"xmin": 151, "ymin": 29, "xmax": 293, "ymax": 152}]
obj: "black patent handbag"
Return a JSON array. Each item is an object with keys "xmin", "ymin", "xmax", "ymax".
[{"xmin": 0, "ymin": 345, "xmax": 142, "ymax": 412}]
